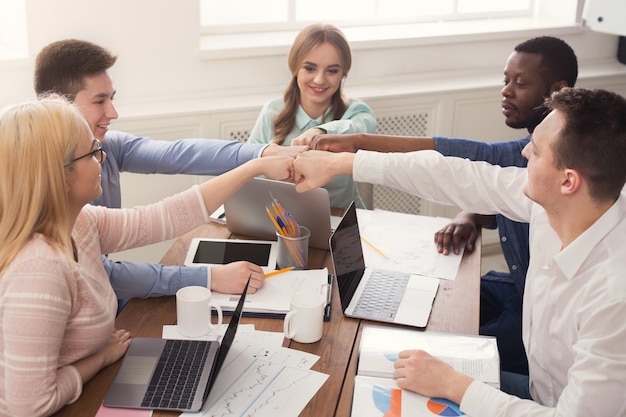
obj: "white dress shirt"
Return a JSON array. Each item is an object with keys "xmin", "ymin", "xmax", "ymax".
[{"xmin": 353, "ymin": 150, "xmax": 626, "ymax": 417}]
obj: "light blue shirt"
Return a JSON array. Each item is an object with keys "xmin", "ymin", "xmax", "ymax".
[
  {"xmin": 248, "ymin": 98, "xmax": 377, "ymax": 208},
  {"xmin": 97, "ymin": 130, "xmax": 267, "ymax": 300}
]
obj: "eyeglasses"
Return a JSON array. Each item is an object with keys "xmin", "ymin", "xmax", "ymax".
[{"xmin": 65, "ymin": 139, "xmax": 105, "ymax": 167}]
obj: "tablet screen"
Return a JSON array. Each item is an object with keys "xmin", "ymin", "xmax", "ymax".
[{"xmin": 192, "ymin": 240, "xmax": 273, "ymax": 266}]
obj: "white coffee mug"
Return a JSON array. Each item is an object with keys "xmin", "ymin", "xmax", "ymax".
[
  {"xmin": 283, "ymin": 292, "xmax": 325, "ymax": 343},
  {"xmin": 176, "ymin": 286, "xmax": 223, "ymax": 337}
]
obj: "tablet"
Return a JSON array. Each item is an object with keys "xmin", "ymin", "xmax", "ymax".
[{"xmin": 184, "ymin": 238, "xmax": 278, "ymax": 271}]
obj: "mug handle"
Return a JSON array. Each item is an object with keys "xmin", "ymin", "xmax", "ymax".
[
  {"xmin": 283, "ymin": 310, "xmax": 297, "ymax": 339},
  {"xmin": 208, "ymin": 303, "xmax": 223, "ymax": 328}
]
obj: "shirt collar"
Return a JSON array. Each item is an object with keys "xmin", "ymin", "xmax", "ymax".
[
  {"xmin": 295, "ymin": 105, "xmax": 333, "ymax": 131},
  {"xmin": 554, "ymin": 196, "xmax": 623, "ymax": 279}
]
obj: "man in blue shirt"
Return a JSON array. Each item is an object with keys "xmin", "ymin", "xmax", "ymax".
[
  {"xmin": 305, "ymin": 36, "xmax": 578, "ymax": 376},
  {"xmin": 34, "ymin": 39, "xmax": 306, "ymax": 312}
]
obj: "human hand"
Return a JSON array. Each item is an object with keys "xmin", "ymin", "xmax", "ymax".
[
  {"xmin": 433, "ymin": 212, "xmax": 478, "ymax": 255},
  {"xmin": 261, "ymin": 142, "xmax": 309, "ymax": 157},
  {"xmin": 257, "ymin": 155, "xmax": 296, "ymax": 182},
  {"xmin": 309, "ymin": 134, "xmax": 358, "ymax": 152},
  {"xmin": 291, "ymin": 128, "xmax": 326, "ymax": 146},
  {"xmin": 101, "ymin": 329, "xmax": 132, "ymax": 367},
  {"xmin": 393, "ymin": 349, "xmax": 472, "ymax": 404},
  {"xmin": 211, "ymin": 261, "xmax": 266, "ymax": 294},
  {"xmin": 292, "ymin": 150, "xmax": 353, "ymax": 192}
]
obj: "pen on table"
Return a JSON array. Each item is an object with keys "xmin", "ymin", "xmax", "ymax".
[
  {"xmin": 264, "ymin": 266, "xmax": 295, "ymax": 278},
  {"xmin": 360, "ymin": 235, "xmax": 388, "ymax": 259}
]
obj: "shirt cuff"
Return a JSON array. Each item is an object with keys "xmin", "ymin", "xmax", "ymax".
[
  {"xmin": 206, "ymin": 266, "xmax": 212, "ymax": 289},
  {"xmin": 353, "ymin": 150, "xmax": 386, "ymax": 185},
  {"xmin": 257, "ymin": 143, "xmax": 271, "ymax": 158}
]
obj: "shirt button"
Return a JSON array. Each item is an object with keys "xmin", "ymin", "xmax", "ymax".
[
  {"xmin": 511, "ymin": 265, "xmax": 518, "ymax": 271},
  {"xmin": 501, "ymin": 236, "xmax": 508, "ymax": 242}
]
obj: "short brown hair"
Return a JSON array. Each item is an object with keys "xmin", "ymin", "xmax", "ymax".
[
  {"xmin": 548, "ymin": 88, "xmax": 626, "ymax": 202},
  {"xmin": 34, "ymin": 39, "xmax": 118, "ymax": 99}
]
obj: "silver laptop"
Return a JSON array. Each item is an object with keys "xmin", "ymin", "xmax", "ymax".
[
  {"xmin": 103, "ymin": 278, "xmax": 250, "ymax": 412},
  {"xmin": 224, "ymin": 177, "xmax": 332, "ymax": 249},
  {"xmin": 330, "ymin": 202, "xmax": 440, "ymax": 328}
]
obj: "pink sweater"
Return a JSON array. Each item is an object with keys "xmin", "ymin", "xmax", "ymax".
[{"xmin": 0, "ymin": 186, "xmax": 209, "ymax": 416}]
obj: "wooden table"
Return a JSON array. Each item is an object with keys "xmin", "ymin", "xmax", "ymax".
[{"xmin": 53, "ymin": 219, "xmax": 481, "ymax": 417}]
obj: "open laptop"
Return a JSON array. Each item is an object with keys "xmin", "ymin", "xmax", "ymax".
[
  {"xmin": 329, "ymin": 202, "xmax": 440, "ymax": 328},
  {"xmin": 224, "ymin": 177, "xmax": 332, "ymax": 249},
  {"xmin": 103, "ymin": 278, "xmax": 250, "ymax": 412}
]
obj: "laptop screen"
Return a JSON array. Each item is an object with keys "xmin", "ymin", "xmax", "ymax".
[
  {"xmin": 224, "ymin": 177, "xmax": 332, "ymax": 249},
  {"xmin": 205, "ymin": 275, "xmax": 250, "ymax": 395},
  {"xmin": 329, "ymin": 202, "xmax": 366, "ymax": 312}
]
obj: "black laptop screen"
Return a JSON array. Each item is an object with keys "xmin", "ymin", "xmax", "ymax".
[
  {"xmin": 205, "ymin": 276, "xmax": 250, "ymax": 397},
  {"xmin": 329, "ymin": 202, "xmax": 366, "ymax": 312}
]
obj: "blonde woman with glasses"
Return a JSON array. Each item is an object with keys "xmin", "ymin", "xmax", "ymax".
[{"xmin": 0, "ymin": 98, "xmax": 294, "ymax": 416}]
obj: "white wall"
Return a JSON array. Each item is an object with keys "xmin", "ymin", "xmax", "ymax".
[
  {"xmin": 1, "ymin": 0, "xmax": 624, "ymax": 114},
  {"xmin": 2, "ymin": 0, "xmax": 626, "ymax": 263}
]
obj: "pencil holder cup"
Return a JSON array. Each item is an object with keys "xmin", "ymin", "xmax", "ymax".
[{"xmin": 276, "ymin": 226, "xmax": 310, "ymax": 269}]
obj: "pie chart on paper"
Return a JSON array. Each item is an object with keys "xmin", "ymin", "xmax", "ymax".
[{"xmin": 426, "ymin": 398, "xmax": 465, "ymax": 416}]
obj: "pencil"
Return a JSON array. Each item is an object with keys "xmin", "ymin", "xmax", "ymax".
[
  {"xmin": 266, "ymin": 207, "xmax": 283, "ymax": 234},
  {"xmin": 265, "ymin": 266, "xmax": 295, "ymax": 278},
  {"xmin": 360, "ymin": 235, "xmax": 388, "ymax": 259}
]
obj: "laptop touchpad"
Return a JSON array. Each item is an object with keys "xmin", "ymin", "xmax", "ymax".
[
  {"xmin": 114, "ymin": 356, "xmax": 158, "ymax": 385},
  {"xmin": 395, "ymin": 275, "xmax": 440, "ymax": 327}
]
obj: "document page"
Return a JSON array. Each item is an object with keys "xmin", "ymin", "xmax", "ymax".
[
  {"xmin": 351, "ymin": 325, "xmax": 498, "ymax": 417},
  {"xmin": 357, "ymin": 209, "xmax": 465, "ymax": 280},
  {"xmin": 210, "ymin": 268, "xmax": 329, "ymax": 315}
]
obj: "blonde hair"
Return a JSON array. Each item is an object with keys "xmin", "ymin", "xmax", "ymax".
[
  {"xmin": 0, "ymin": 98, "xmax": 87, "ymax": 275},
  {"xmin": 274, "ymin": 23, "xmax": 352, "ymax": 144}
]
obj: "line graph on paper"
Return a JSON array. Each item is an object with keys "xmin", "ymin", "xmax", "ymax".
[{"xmin": 201, "ymin": 358, "xmax": 328, "ymax": 417}]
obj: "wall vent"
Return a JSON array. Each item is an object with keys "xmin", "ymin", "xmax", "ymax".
[{"xmin": 372, "ymin": 112, "xmax": 430, "ymax": 215}]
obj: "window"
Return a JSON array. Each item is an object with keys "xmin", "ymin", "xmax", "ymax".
[
  {"xmin": 199, "ymin": 0, "xmax": 581, "ymax": 59},
  {"xmin": 201, "ymin": 0, "xmax": 534, "ymax": 34}
]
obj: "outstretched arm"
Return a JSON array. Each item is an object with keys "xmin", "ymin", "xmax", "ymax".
[
  {"xmin": 293, "ymin": 151, "xmax": 355, "ymax": 192},
  {"xmin": 307, "ymin": 133, "xmax": 436, "ymax": 153}
]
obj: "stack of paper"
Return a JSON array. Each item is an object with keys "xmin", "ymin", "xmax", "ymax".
[{"xmin": 162, "ymin": 324, "xmax": 328, "ymax": 417}]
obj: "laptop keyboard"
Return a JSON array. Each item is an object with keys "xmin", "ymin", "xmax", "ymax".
[
  {"xmin": 353, "ymin": 269, "xmax": 410, "ymax": 321},
  {"xmin": 141, "ymin": 339, "xmax": 211, "ymax": 410}
]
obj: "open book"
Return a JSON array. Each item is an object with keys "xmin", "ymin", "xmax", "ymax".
[
  {"xmin": 210, "ymin": 268, "xmax": 331, "ymax": 317},
  {"xmin": 352, "ymin": 325, "xmax": 499, "ymax": 417}
]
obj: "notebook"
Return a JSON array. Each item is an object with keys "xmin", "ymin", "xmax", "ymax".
[
  {"xmin": 329, "ymin": 202, "xmax": 440, "ymax": 328},
  {"xmin": 224, "ymin": 177, "xmax": 332, "ymax": 249},
  {"xmin": 103, "ymin": 277, "xmax": 250, "ymax": 412}
]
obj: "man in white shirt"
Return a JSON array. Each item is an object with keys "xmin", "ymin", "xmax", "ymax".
[{"xmin": 292, "ymin": 87, "xmax": 626, "ymax": 416}]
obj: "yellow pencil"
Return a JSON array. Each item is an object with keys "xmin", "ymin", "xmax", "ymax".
[
  {"xmin": 265, "ymin": 266, "xmax": 295, "ymax": 278},
  {"xmin": 360, "ymin": 235, "xmax": 388, "ymax": 259},
  {"xmin": 266, "ymin": 207, "xmax": 284, "ymax": 235}
]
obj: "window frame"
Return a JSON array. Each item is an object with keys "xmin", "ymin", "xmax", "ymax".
[
  {"xmin": 198, "ymin": 0, "xmax": 584, "ymax": 60},
  {"xmin": 200, "ymin": 0, "xmax": 536, "ymax": 35}
]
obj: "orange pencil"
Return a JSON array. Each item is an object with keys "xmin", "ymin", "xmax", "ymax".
[{"xmin": 265, "ymin": 266, "xmax": 295, "ymax": 278}]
